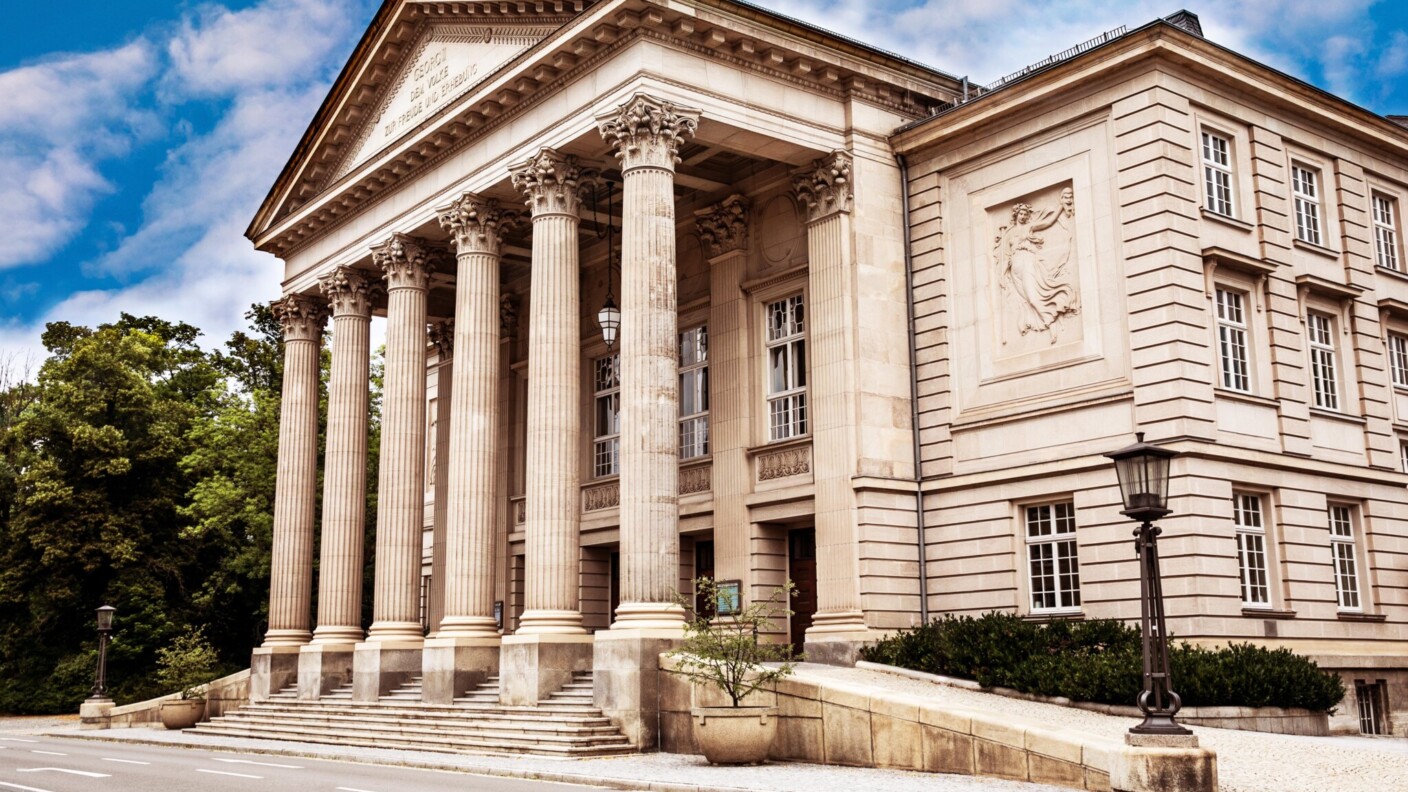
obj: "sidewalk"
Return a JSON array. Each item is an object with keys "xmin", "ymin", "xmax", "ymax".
[{"xmin": 41, "ymin": 722, "xmax": 1064, "ymax": 792}]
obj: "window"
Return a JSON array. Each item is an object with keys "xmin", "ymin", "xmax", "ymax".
[
  {"xmin": 1307, "ymin": 312, "xmax": 1339, "ymax": 410},
  {"xmin": 1373, "ymin": 194, "xmax": 1400, "ymax": 271},
  {"xmin": 1390, "ymin": 333, "xmax": 1408, "ymax": 388},
  {"xmin": 679, "ymin": 325, "xmax": 709, "ymax": 459},
  {"xmin": 1234, "ymin": 493, "xmax": 1270, "ymax": 607},
  {"xmin": 593, "ymin": 354, "xmax": 620, "ymax": 477},
  {"xmin": 1401, "ymin": 441, "xmax": 1408, "ymax": 474},
  {"xmin": 1292, "ymin": 164, "xmax": 1322, "ymax": 245},
  {"xmin": 1215, "ymin": 287, "xmax": 1251, "ymax": 392},
  {"xmin": 1025, "ymin": 502, "xmax": 1081, "ymax": 612},
  {"xmin": 766, "ymin": 295, "xmax": 807, "ymax": 441},
  {"xmin": 1329, "ymin": 505, "xmax": 1362, "ymax": 612},
  {"xmin": 1201, "ymin": 131, "xmax": 1235, "ymax": 216},
  {"xmin": 1356, "ymin": 680, "xmax": 1388, "ymax": 735}
]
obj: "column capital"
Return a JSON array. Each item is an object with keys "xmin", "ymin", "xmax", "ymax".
[
  {"xmin": 510, "ymin": 148, "xmax": 595, "ymax": 218},
  {"xmin": 372, "ymin": 233, "xmax": 442, "ymax": 290},
  {"xmin": 318, "ymin": 267, "xmax": 378, "ymax": 319},
  {"xmin": 792, "ymin": 150, "xmax": 853, "ymax": 223},
  {"xmin": 429, "ymin": 319, "xmax": 454, "ymax": 360},
  {"xmin": 596, "ymin": 93, "xmax": 700, "ymax": 172},
  {"xmin": 437, "ymin": 193, "xmax": 520, "ymax": 256},
  {"xmin": 271, "ymin": 293, "xmax": 327, "ymax": 343},
  {"xmin": 694, "ymin": 194, "xmax": 751, "ymax": 259}
]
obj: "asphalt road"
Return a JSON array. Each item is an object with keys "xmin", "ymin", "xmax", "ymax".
[{"xmin": 0, "ymin": 736, "xmax": 608, "ymax": 792}]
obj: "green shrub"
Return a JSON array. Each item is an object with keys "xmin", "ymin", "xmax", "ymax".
[{"xmin": 860, "ymin": 612, "xmax": 1343, "ymax": 712}]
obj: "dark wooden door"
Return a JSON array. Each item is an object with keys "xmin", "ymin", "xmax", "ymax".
[
  {"xmin": 788, "ymin": 528, "xmax": 817, "ymax": 648},
  {"xmin": 609, "ymin": 551, "xmax": 621, "ymax": 623}
]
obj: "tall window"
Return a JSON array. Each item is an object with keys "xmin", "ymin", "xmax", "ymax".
[
  {"xmin": 1215, "ymin": 287, "xmax": 1251, "ymax": 392},
  {"xmin": 1307, "ymin": 312, "xmax": 1339, "ymax": 410},
  {"xmin": 1373, "ymin": 194, "xmax": 1400, "ymax": 271},
  {"xmin": 679, "ymin": 325, "xmax": 709, "ymax": 459},
  {"xmin": 1292, "ymin": 164, "xmax": 1322, "ymax": 245},
  {"xmin": 1234, "ymin": 493, "xmax": 1270, "ymax": 607},
  {"xmin": 1401, "ymin": 441, "xmax": 1408, "ymax": 474},
  {"xmin": 766, "ymin": 294, "xmax": 807, "ymax": 441},
  {"xmin": 1202, "ymin": 131, "xmax": 1235, "ymax": 216},
  {"xmin": 1389, "ymin": 333, "xmax": 1408, "ymax": 388},
  {"xmin": 1025, "ymin": 502, "xmax": 1081, "ymax": 612},
  {"xmin": 593, "ymin": 354, "xmax": 620, "ymax": 477},
  {"xmin": 1329, "ymin": 505, "xmax": 1362, "ymax": 612}
]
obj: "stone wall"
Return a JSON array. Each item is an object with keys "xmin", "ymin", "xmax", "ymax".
[{"xmin": 79, "ymin": 669, "xmax": 249, "ymax": 730}]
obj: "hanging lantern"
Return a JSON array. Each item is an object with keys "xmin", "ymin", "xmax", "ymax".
[{"xmin": 598, "ymin": 293, "xmax": 620, "ymax": 349}]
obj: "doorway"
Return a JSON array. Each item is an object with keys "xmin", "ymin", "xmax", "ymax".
[
  {"xmin": 694, "ymin": 539, "xmax": 716, "ymax": 617},
  {"xmin": 788, "ymin": 528, "xmax": 817, "ymax": 649}
]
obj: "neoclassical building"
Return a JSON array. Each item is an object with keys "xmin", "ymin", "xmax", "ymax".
[{"xmin": 243, "ymin": 0, "xmax": 1407, "ymax": 743}]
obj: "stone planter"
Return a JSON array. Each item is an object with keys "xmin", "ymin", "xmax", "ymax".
[
  {"xmin": 691, "ymin": 706, "xmax": 778, "ymax": 765},
  {"xmin": 159, "ymin": 698, "xmax": 205, "ymax": 730}
]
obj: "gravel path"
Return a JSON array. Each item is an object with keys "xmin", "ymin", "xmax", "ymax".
[{"xmin": 806, "ymin": 665, "xmax": 1406, "ymax": 792}]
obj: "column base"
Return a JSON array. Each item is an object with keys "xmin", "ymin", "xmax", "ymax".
[
  {"xmin": 499, "ymin": 633, "xmax": 594, "ymax": 706},
  {"xmin": 261, "ymin": 629, "xmax": 313, "ymax": 647},
  {"xmin": 592, "ymin": 626, "xmax": 685, "ymax": 749},
  {"xmin": 610, "ymin": 602, "xmax": 687, "ymax": 631},
  {"xmin": 364, "ymin": 621, "xmax": 427, "ymax": 643},
  {"xmin": 421, "ymin": 636, "xmax": 500, "ymax": 705},
  {"xmin": 298, "ymin": 643, "xmax": 354, "ymax": 700},
  {"xmin": 352, "ymin": 640, "xmax": 424, "ymax": 702},
  {"xmin": 804, "ymin": 610, "xmax": 872, "ymax": 666},
  {"xmin": 250, "ymin": 646, "xmax": 302, "ymax": 701},
  {"xmin": 516, "ymin": 608, "xmax": 587, "ymax": 635},
  {"xmin": 310, "ymin": 625, "xmax": 364, "ymax": 646}
]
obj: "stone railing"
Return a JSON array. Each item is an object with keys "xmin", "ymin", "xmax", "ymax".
[
  {"xmin": 679, "ymin": 461, "xmax": 712, "ymax": 495},
  {"xmin": 583, "ymin": 480, "xmax": 620, "ymax": 512}
]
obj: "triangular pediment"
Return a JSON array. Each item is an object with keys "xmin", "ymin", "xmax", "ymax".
[{"xmin": 333, "ymin": 23, "xmax": 556, "ymax": 182}]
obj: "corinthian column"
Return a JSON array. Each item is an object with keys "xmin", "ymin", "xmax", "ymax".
[
  {"xmin": 596, "ymin": 93, "xmax": 700, "ymax": 630},
  {"xmin": 792, "ymin": 151, "xmax": 869, "ymax": 654},
  {"xmin": 498, "ymin": 149, "xmax": 595, "ymax": 707},
  {"xmin": 264, "ymin": 293, "xmax": 327, "ymax": 648}
]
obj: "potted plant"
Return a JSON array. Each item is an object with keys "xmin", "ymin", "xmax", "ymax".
[
  {"xmin": 668, "ymin": 578, "xmax": 802, "ymax": 765},
  {"xmin": 155, "ymin": 627, "xmax": 219, "ymax": 729}
]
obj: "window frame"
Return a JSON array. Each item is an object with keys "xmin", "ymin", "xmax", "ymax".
[
  {"xmin": 1023, "ymin": 500, "xmax": 1082, "ymax": 614},
  {"xmin": 1328, "ymin": 504, "xmax": 1364, "ymax": 613},
  {"xmin": 679, "ymin": 323, "xmax": 710, "ymax": 460},
  {"xmin": 1233, "ymin": 492, "xmax": 1272, "ymax": 609},
  {"xmin": 1306, "ymin": 310, "xmax": 1341, "ymax": 411},
  {"xmin": 1291, "ymin": 162, "xmax": 1324, "ymax": 246},
  {"xmin": 1201, "ymin": 129, "xmax": 1236, "ymax": 218},
  {"xmin": 1372, "ymin": 192, "xmax": 1401, "ymax": 272},
  {"xmin": 1214, "ymin": 285, "xmax": 1253, "ymax": 393},
  {"xmin": 1388, "ymin": 332, "xmax": 1408, "ymax": 389},
  {"xmin": 764, "ymin": 293, "xmax": 809, "ymax": 443},
  {"xmin": 591, "ymin": 353, "xmax": 621, "ymax": 479}
]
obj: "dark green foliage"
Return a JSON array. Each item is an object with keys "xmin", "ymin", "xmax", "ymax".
[{"xmin": 860, "ymin": 612, "xmax": 1344, "ymax": 712}]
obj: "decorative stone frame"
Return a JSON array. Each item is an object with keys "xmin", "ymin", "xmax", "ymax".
[
  {"xmin": 1285, "ymin": 146, "xmax": 1342, "ymax": 257},
  {"xmin": 1325, "ymin": 500, "xmax": 1375, "ymax": 617},
  {"xmin": 1203, "ymin": 248, "xmax": 1276, "ymax": 399},
  {"xmin": 1366, "ymin": 177, "xmax": 1407, "ymax": 274},
  {"xmin": 1191, "ymin": 109, "xmax": 1254, "ymax": 226},
  {"xmin": 1229, "ymin": 483, "xmax": 1293, "ymax": 618},
  {"xmin": 1297, "ymin": 275, "xmax": 1366, "ymax": 418},
  {"xmin": 743, "ymin": 266, "xmax": 811, "ymax": 450}
]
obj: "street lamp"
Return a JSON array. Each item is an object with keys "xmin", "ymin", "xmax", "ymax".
[
  {"xmin": 1105, "ymin": 433, "xmax": 1191, "ymax": 738},
  {"xmin": 87, "ymin": 605, "xmax": 116, "ymax": 703}
]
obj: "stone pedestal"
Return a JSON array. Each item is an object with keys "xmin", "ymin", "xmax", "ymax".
[
  {"xmin": 592, "ymin": 629, "xmax": 684, "ymax": 749},
  {"xmin": 421, "ymin": 636, "xmax": 500, "ymax": 705},
  {"xmin": 803, "ymin": 631, "xmax": 871, "ymax": 667},
  {"xmin": 499, "ymin": 634, "xmax": 594, "ymax": 706},
  {"xmin": 352, "ymin": 641, "xmax": 423, "ymax": 702},
  {"xmin": 250, "ymin": 645, "xmax": 301, "ymax": 701},
  {"xmin": 78, "ymin": 700, "xmax": 113, "ymax": 730},
  {"xmin": 1111, "ymin": 743, "xmax": 1217, "ymax": 792},
  {"xmin": 297, "ymin": 644, "xmax": 354, "ymax": 700}
]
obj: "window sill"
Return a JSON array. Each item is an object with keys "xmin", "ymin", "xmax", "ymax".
[
  {"xmin": 1022, "ymin": 611, "xmax": 1084, "ymax": 623},
  {"xmin": 1242, "ymin": 607, "xmax": 1296, "ymax": 619},
  {"xmin": 1337, "ymin": 611, "xmax": 1387, "ymax": 622},
  {"xmin": 1293, "ymin": 237, "xmax": 1342, "ymax": 261},
  {"xmin": 1215, "ymin": 389, "xmax": 1280, "ymax": 409},
  {"xmin": 748, "ymin": 435, "xmax": 813, "ymax": 455},
  {"xmin": 1377, "ymin": 264, "xmax": 1408, "ymax": 284},
  {"xmin": 1309, "ymin": 407, "xmax": 1367, "ymax": 425},
  {"xmin": 1201, "ymin": 208, "xmax": 1254, "ymax": 233}
]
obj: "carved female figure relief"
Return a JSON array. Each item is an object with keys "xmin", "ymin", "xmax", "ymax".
[{"xmin": 994, "ymin": 186, "xmax": 1080, "ymax": 344}]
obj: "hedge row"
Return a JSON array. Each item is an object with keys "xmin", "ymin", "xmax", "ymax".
[{"xmin": 859, "ymin": 613, "xmax": 1344, "ymax": 713}]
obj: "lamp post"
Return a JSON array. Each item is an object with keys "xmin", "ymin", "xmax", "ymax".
[
  {"xmin": 87, "ymin": 605, "xmax": 116, "ymax": 703},
  {"xmin": 1105, "ymin": 433, "xmax": 1191, "ymax": 738}
]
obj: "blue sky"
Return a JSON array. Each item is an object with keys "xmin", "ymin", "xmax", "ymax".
[{"xmin": 1, "ymin": 0, "xmax": 1406, "ymax": 365}]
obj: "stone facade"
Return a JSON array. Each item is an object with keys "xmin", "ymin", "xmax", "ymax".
[{"xmin": 244, "ymin": 0, "xmax": 1407, "ymax": 749}]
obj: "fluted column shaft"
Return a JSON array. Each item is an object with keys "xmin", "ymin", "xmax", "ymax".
[
  {"xmin": 367, "ymin": 234, "xmax": 437, "ymax": 643},
  {"xmin": 311, "ymin": 270, "xmax": 375, "ymax": 645},
  {"xmin": 437, "ymin": 195, "xmax": 517, "ymax": 638},
  {"xmin": 511, "ymin": 150, "xmax": 590, "ymax": 634},
  {"xmin": 598, "ymin": 94, "xmax": 700, "ymax": 628},
  {"xmin": 264, "ymin": 295, "xmax": 327, "ymax": 647},
  {"xmin": 427, "ymin": 322, "xmax": 454, "ymax": 636}
]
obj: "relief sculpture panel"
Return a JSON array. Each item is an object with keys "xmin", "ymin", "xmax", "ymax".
[{"xmin": 992, "ymin": 184, "xmax": 1081, "ymax": 350}]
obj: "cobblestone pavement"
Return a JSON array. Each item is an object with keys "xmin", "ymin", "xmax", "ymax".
[
  {"xmin": 0, "ymin": 714, "xmax": 78, "ymax": 732},
  {"xmin": 807, "ymin": 665, "xmax": 1404, "ymax": 792}
]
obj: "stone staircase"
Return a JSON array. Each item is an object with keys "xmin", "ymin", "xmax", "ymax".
[{"xmin": 192, "ymin": 671, "xmax": 632, "ymax": 757}]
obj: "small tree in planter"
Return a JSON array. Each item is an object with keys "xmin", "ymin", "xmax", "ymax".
[
  {"xmin": 155, "ymin": 627, "xmax": 219, "ymax": 729},
  {"xmin": 668, "ymin": 578, "xmax": 802, "ymax": 765}
]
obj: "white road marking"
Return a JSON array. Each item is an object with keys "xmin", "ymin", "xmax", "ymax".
[
  {"xmin": 212, "ymin": 757, "xmax": 302, "ymax": 768},
  {"xmin": 0, "ymin": 781, "xmax": 57, "ymax": 792},
  {"xmin": 28, "ymin": 751, "xmax": 66, "ymax": 756},
  {"xmin": 196, "ymin": 769, "xmax": 263, "ymax": 779},
  {"xmin": 0, "ymin": 738, "xmax": 38, "ymax": 743},
  {"xmin": 16, "ymin": 768, "xmax": 110, "ymax": 778},
  {"xmin": 101, "ymin": 757, "xmax": 151, "ymax": 765}
]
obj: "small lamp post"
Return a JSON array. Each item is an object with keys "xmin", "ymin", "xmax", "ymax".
[
  {"xmin": 87, "ymin": 605, "xmax": 116, "ymax": 703},
  {"xmin": 1105, "ymin": 433, "xmax": 1191, "ymax": 738}
]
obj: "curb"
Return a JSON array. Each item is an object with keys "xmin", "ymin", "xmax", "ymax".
[{"xmin": 48, "ymin": 731, "xmax": 760, "ymax": 792}]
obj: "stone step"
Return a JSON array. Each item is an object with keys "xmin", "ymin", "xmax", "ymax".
[
  {"xmin": 212, "ymin": 714, "xmax": 627, "ymax": 744},
  {"xmin": 225, "ymin": 710, "xmax": 620, "ymax": 733},
  {"xmin": 191, "ymin": 722, "xmax": 632, "ymax": 757},
  {"xmin": 242, "ymin": 702, "xmax": 607, "ymax": 721},
  {"xmin": 238, "ymin": 704, "xmax": 614, "ymax": 727}
]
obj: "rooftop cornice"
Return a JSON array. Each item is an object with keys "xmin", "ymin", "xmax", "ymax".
[{"xmin": 249, "ymin": 0, "xmax": 963, "ymax": 260}]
